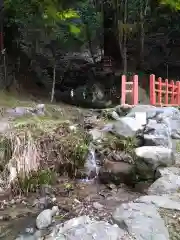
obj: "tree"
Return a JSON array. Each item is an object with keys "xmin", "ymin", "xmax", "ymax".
[{"xmin": 4, "ymin": 0, "xmax": 103, "ymax": 101}]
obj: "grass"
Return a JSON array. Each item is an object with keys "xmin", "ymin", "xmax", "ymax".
[
  {"xmin": 0, "ymin": 91, "xmax": 90, "ymax": 194},
  {"xmin": 176, "ymin": 141, "xmax": 180, "ymax": 153}
]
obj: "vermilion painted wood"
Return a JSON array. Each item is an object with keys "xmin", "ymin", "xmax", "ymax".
[
  {"xmin": 170, "ymin": 80, "xmax": 175, "ymax": 104},
  {"xmin": 150, "ymin": 75, "xmax": 180, "ymax": 106},
  {"xmin": 150, "ymin": 74, "xmax": 156, "ymax": 105},
  {"xmin": 121, "ymin": 75, "xmax": 126, "ymax": 105},
  {"xmin": 133, "ymin": 75, "xmax": 139, "ymax": 105},
  {"xmin": 121, "ymin": 75, "xmax": 138, "ymax": 105},
  {"xmin": 121, "ymin": 74, "xmax": 180, "ymax": 106},
  {"xmin": 177, "ymin": 81, "xmax": 180, "ymax": 105},
  {"xmin": 157, "ymin": 77, "xmax": 162, "ymax": 105},
  {"xmin": 165, "ymin": 79, "xmax": 169, "ymax": 105}
]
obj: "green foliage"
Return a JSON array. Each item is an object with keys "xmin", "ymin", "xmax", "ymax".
[
  {"xmin": 4, "ymin": 0, "xmax": 102, "ymax": 54},
  {"xmin": 160, "ymin": 0, "xmax": 180, "ymax": 10},
  {"xmin": 16, "ymin": 169, "xmax": 57, "ymax": 194}
]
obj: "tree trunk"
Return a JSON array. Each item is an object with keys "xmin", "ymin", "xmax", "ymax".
[
  {"xmin": 139, "ymin": 0, "xmax": 148, "ymax": 68},
  {"xmin": 123, "ymin": 0, "xmax": 127, "ymax": 74},
  {"xmin": 51, "ymin": 62, "xmax": 56, "ymax": 103}
]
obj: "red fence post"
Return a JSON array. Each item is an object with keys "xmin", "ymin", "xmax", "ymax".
[
  {"xmin": 150, "ymin": 74, "xmax": 156, "ymax": 105},
  {"xmin": 170, "ymin": 80, "xmax": 175, "ymax": 104},
  {"xmin": 132, "ymin": 75, "xmax": 138, "ymax": 105},
  {"xmin": 177, "ymin": 81, "xmax": 180, "ymax": 105},
  {"xmin": 165, "ymin": 79, "xmax": 169, "ymax": 105},
  {"xmin": 121, "ymin": 75, "xmax": 126, "ymax": 105},
  {"xmin": 157, "ymin": 77, "xmax": 162, "ymax": 105}
]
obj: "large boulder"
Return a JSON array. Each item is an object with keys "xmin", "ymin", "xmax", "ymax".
[
  {"xmin": 135, "ymin": 146, "xmax": 175, "ymax": 180},
  {"xmin": 98, "ymin": 159, "xmax": 135, "ymax": 185},
  {"xmin": 57, "ymin": 83, "xmax": 112, "ymax": 108},
  {"xmin": 126, "ymin": 105, "xmax": 157, "ymax": 118},
  {"xmin": 112, "ymin": 201, "xmax": 169, "ymax": 240},
  {"xmin": 143, "ymin": 119, "xmax": 172, "ymax": 148},
  {"xmin": 112, "ymin": 117, "xmax": 144, "ymax": 138},
  {"xmin": 136, "ymin": 195, "xmax": 180, "ymax": 211},
  {"xmin": 147, "ymin": 174, "xmax": 180, "ymax": 195},
  {"xmin": 127, "ymin": 106, "xmax": 180, "ymax": 140},
  {"xmin": 48, "ymin": 216, "xmax": 131, "ymax": 240},
  {"xmin": 156, "ymin": 166, "xmax": 180, "ymax": 178}
]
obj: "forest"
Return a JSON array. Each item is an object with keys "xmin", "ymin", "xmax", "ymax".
[{"xmin": 0, "ymin": 0, "xmax": 180, "ymax": 106}]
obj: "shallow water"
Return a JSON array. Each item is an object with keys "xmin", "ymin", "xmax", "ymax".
[
  {"xmin": 0, "ymin": 177, "xmax": 147, "ymax": 240},
  {"xmin": 0, "ymin": 215, "xmax": 36, "ymax": 240}
]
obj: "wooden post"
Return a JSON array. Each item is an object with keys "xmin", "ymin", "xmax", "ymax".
[
  {"xmin": 157, "ymin": 77, "xmax": 162, "ymax": 105},
  {"xmin": 177, "ymin": 81, "xmax": 180, "ymax": 105},
  {"xmin": 132, "ymin": 75, "xmax": 138, "ymax": 105},
  {"xmin": 121, "ymin": 75, "xmax": 126, "ymax": 105},
  {"xmin": 165, "ymin": 79, "xmax": 169, "ymax": 105},
  {"xmin": 170, "ymin": 80, "xmax": 175, "ymax": 104},
  {"xmin": 150, "ymin": 74, "xmax": 156, "ymax": 105}
]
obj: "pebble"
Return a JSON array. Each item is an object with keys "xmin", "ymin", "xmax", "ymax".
[{"xmin": 93, "ymin": 202, "xmax": 104, "ymax": 211}]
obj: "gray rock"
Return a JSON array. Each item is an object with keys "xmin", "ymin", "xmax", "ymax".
[
  {"xmin": 110, "ymin": 111, "xmax": 121, "ymax": 120},
  {"xmin": 135, "ymin": 146, "xmax": 175, "ymax": 168},
  {"xmin": 126, "ymin": 105, "xmax": 157, "ymax": 118},
  {"xmin": 112, "ymin": 201, "xmax": 169, "ymax": 240},
  {"xmin": 89, "ymin": 128, "xmax": 105, "ymax": 141},
  {"xmin": 129, "ymin": 106, "xmax": 180, "ymax": 139},
  {"xmin": 127, "ymin": 106, "xmax": 180, "ymax": 140},
  {"xmin": 156, "ymin": 166, "xmax": 180, "ymax": 178},
  {"xmin": 112, "ymin": 117, "xmax": 144, "ymax": 138},
  {"xmin": 15, "ymin": 235, "xmax": 36, "ymax": 240},
  {"xmin": 143, "ymin": 119, "xmax": 172, "ymax": 148},
  {"xmin": 93, "ymin": 202, "xmax": 104, "ymax": 211},
  {"xmin": 99, "ymin": 159, "xmax": 135, "ymax": 185},
  {"xmin": 136, "ymin": 195, "xmax": 180, "ymax": 211},
  {"xmin": 147, "ymin": 174, "xmax": 180, "ymax": 195},
  {"xmin": 32, "ymin": 196, "xmax": 52, "ymax": 209},
  {"xmin": 155, "ymin": 107, "xmax": 180, "ymax": 139},
  {"xmin": 36, "ymin": 206, "xmax": 59, "ymax": 230},
  {"xmin": 48, "ymin": 216, "xmax": 131, "ymax": 240},
  {"xmin": 135, "ymin": 146, "xmax": 175, "ymax": 180}
]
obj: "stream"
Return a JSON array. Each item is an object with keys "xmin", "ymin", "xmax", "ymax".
[{"xmin": 0, "ymin": 138, "xmax": 150, "ymax": 239}]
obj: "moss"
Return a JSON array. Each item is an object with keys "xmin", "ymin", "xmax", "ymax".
[{"xmin": 96, "ymin": 133, "xmax": 137, "ymax": 156}]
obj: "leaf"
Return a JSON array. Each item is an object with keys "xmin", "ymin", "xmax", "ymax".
[
  {"xmin": 69, "ymin": 24, "xmax": 81, "ymax": 35},
  {"xmin": 56, "ymin": 9, "xmax": 80, "ymax": 20}
]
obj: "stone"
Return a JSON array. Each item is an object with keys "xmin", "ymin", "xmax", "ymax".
[
  {"xmin": 32, "ymin": 196, "xmax": 52, "ymax": 209},
  {"xmin": 89, "ymin": 128, "xmax": 105, "ymax": 141},
  {"xmin": 93, "ymin": 202, "xmax": 104, "ymax": 210},
  {"xmin": 110, "ymin": 111, "xmax": 121, "ymax": 120},
  {"xmin": 126, "ymin": 105, "xmax": 157, "ymax": 118},
  {"xmin": 99, "ymin": 159, "xmax": 135, "ymax": 185},
  {"xmin": 127, "ymin": 106, "xmax": 180, "ymax": 140},
  {"xmin": 112, "ymin": 201, "xmax": 169, "ymax": 240},
  {"xmin": 48, "ymin": 215, "xmax": 131, "ymax": 240},
  {"xmin": 143, "ymin": 119, "xmax": 172, "ymax": 148},
  {"xmin": 156, "ymin": 166, "xmax": 180, "ymax": 178},
  {"xmin": 112, "ymin": 117, "xmax": 144, "ymax": 138},
  {"xmin": 136, "ymin": 195, "xmax": 180, "ymax": 211},
  {"xmin": 36, "ymin": 206, "xmax": 59, "ymax": 230},
  {"xmin": 147, "ymin": 174, "xmax": 180, "ymax": 195},
  {"xmin": 135, "ymin": 146, "xmax": 175, "ymax": 180}
]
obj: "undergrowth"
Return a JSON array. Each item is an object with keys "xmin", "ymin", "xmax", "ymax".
[{"xmin": 0, "ymin": 116, "xmax": 90, "ymax": 194}]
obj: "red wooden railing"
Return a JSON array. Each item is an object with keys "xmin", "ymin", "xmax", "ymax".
[
  {"xmin": 150, "ymin": 74, "xmax": 180, "ymax": 106},
  {"xmin": 120, "ymin": 74, "xmax": 180, "ymax": 106},
  {"xmin": 121, "ymin": 74, "xmax": 139, "ymax": 105}
]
